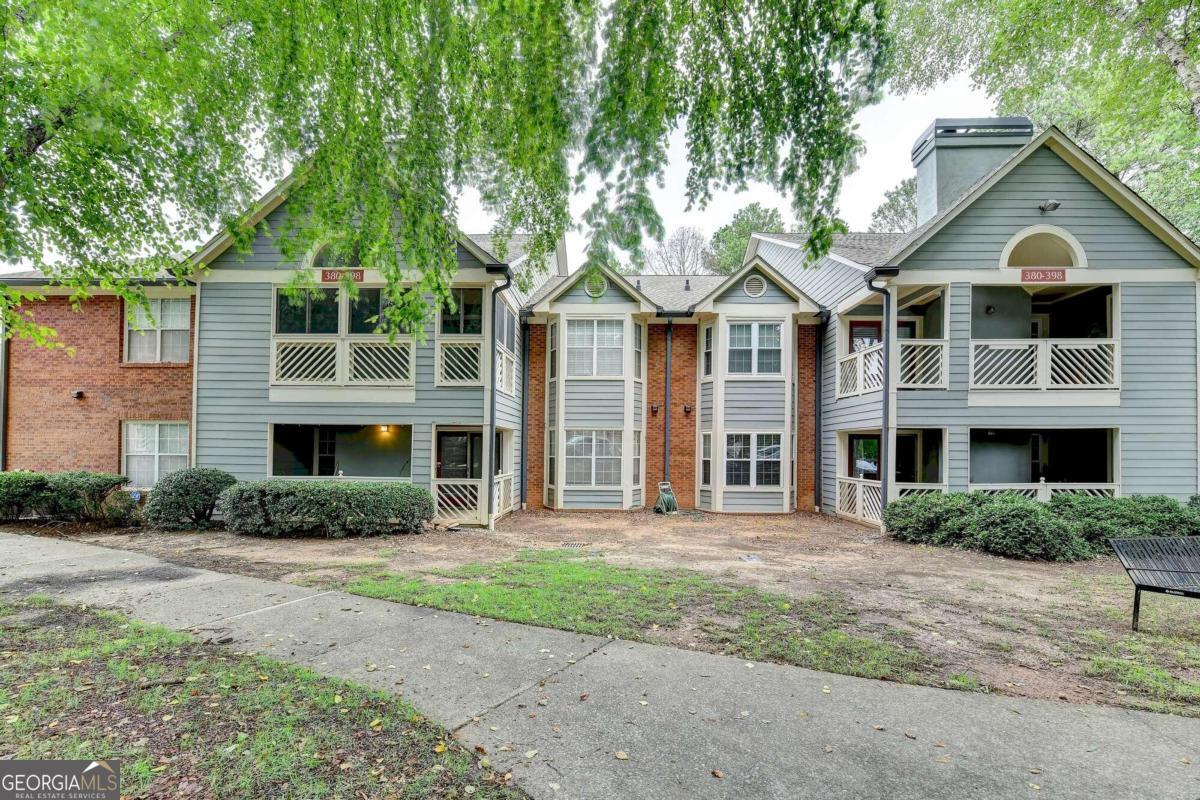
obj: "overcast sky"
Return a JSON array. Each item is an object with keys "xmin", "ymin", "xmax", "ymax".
[{"xmin": 459, "ymin": 74, "xmax": 995, "ymax": 271}]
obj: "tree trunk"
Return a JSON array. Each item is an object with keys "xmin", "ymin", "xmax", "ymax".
[{"xmin": 1110, "ymin": 2, "xmax": 1200, "ymax": 129}]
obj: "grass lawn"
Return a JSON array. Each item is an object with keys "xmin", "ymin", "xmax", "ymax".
[
  {"xmin": 346, "ymin": 549, "xmax": 935, "ymax": 684},
  {"xmin": 0, "ymin": 597, "xmax": 528, "ymax": 800}
]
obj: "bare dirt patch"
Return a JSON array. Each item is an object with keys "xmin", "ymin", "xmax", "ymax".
[{"xmin": 20, "ymin": 509, "xmax": 1200, "ymax": 714}]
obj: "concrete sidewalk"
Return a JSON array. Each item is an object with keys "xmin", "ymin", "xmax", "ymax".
[{"xmin": 1, "ymin": 532, "xmax": 1196, "ymax": 800}]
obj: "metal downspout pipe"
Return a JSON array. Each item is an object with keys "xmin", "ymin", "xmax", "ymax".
[
  {"xmin": 519, "ymin": 314, "xmax": 530, "ymax": 508},
  {"xmin": 487, "ymin": 270, "xmax": 513, "ymax": 526},
  {"xmin": 864, "ymin": 272, "xmax": 892, "ymax": 512},
  {"xmin": 663, "ymin": 320, "xmax": 672, "ymax": 482},
  {"xmin": 814, "ymin": 308, "xmax": 830, "ymax": 511}
]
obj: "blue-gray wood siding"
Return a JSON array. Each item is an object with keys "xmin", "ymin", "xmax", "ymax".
[
  {"xmin": 547, "ymin": 380, "xmax": 558, "ymax": 428},
  {"xmin": 896, "ymin": 282, "xmax": 1197, "ymax": 498},
  {"xmin": 902, "ymin": 147, "xmax": 1193, "ymax": 269},
  {"xmin": 723, "ymin": 490, "xmax": 784, "ymax": 511},
  {"xmin": 820, "ymin": 316, "xmax": 883, "ymax": 513},
  {"xmin": 756, "ymin": 246, "xmax": 865, "ymax": 309},
  {"xmin": 561, "ymin": 488, "xmax": 624, "ymax": 509},
  {"xmin": 495, "ymin": 305, "xmax": 523, "ymax": 485},
  {"xmin": 700, "ymin": 382, "xmax": 713, "ymax": 430},
  {"xmin": 564, "ymin": 380, "xmax": 625, "ymax": 428},
  {"xmin": 634, "ymin": 382, "xmax": 644, "ymax": 431},
  {"xmin": 698, "ymin": 488, "xmax": 713, "ymax": 509},
  {"xmin": 715, "ymin": 268, "xmax": 793, "ymax": 304},
  {"xmin": 724, "ymin": 380, "xmax": 786, "ymax": 429},
  {"xmin": 195, "ymin": 282, "xmax": 487, "ymax": 484},
  {"xmin": 632, "ymin": 487, "xmax": 643, "ymax": 507},
  {"xmin": 556, "ymin": 275, "xmax": 636, "ymax": 304}
]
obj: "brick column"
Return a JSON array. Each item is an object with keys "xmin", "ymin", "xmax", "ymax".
[
  {"xmin": 645, "ymin": 323, "xmax": 698, "ymax": 509},
  {"xmin": 524, "ymin": 324, "xmax": 547, "ymax": 510},
  {"xmin": 795, "ymin": 324, "xmax": 818, "ymax": 512}
]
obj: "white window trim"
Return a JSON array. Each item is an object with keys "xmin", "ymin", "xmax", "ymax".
[
  {"xmin": 633, "ymin": 430, "xmax": 642, "ymax": 486},
  {"xmin": 564, "ymin": 428, "xmax": 624, "ymax": 488},
  {"xmin": 124, "ymin": 298, "xmax": 190, "ymax": 363},
  {"xmin": 999, "ymin": 224, "xmax": 1088, "ymax": 270},
  {"xmin": 565, "ymin": 318, "xmax": 625, "ymax": 379},
  {"xmin": 123, "ymin": 420, "xmax": 189, "ymax": 488},
  {"xmin": 437, "ymin": 285, "xmax": 488, "ymax": 339},
  {"xmin": 723, "ymin": 431, "xmax": 783, "ymax": 490},
  {"xmin": 725, "ymin": 321, "xmax": 784, "ymax": 378},
  {"xmin": 701, "ymin": 324, "xmax": 714, "ymax": 380},
  {"xmin": 701, "ymin": 432, "xmax": 712, "ymax": 487}
]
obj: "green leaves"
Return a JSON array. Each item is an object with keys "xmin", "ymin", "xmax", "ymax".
[
  {"xmin": 4, "ymin": 0, "xmax": 889, "ymax": 339},
  {"xmin": 709, "ymin": 203, "xmax": 789, "ymax": 274}
]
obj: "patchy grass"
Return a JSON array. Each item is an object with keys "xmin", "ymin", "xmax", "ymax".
[
  {"xmin": 0, "ymin": 599, "xmax": 528, "ymax": 799},
  {"xmin": 348, "ymin": 549, "xmax": 934, "ymax": 684}
]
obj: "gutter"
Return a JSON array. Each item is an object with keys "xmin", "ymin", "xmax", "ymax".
[
  {"xmin": 486, "ymin": 265, "xmax": 513, "ymax": 527},
  {"xmin": 519, "ymin": 311, "xmax": 531, "ymax": 508},
  {"xmin": 814, "ymin": 308, "xmax": 830, "ymax": 511},
  {"xmin": 864, "ymin": 269, "xmax": 896, "ymax": 513},
  {"xmin": 654, "ymin": 308, "xmax": 695, "ymax": 485}
]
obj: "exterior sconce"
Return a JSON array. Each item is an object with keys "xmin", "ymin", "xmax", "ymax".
[
  {"xmin": 985, "ymin": 305, "xmax": 996, "ymax": 315},
  {"xmin": 683, "ymin": 403, "xmax": 693, "ymax": 415},
  {"xmin": 651, "ymin": 403, "xmax": 660, "ymax": 415},
  {"xmin": 379, "ymin": 424, "xmax": 390, "ymax": 432},
  {"xmin": 1038, "ymin": 199, "xmax": 1061, "ymax": 214},
  {"xmin": 71, "ymin": 390, "xmax": 85, "ymax": 400}
]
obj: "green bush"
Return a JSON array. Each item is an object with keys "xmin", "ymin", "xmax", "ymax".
[
  {"xmin": 964, "ymin": 493, "xmax": 1089, "ymax": 562},
  {"xmin": 41, "ymin": 471, "xmax": 135, "ymax": 526},
  {"xmin": 883, "ymin": 492, "xmax": 988, "ymax": 547},
  {"xmin": 143, "ymin": 467, "xmax": 237, "ymax": 529},
  {"xmin": 217, "ymin": 480, "xmax": 435, "ymax": 538},
  {"xmin": 1050, "ymin": 493, "xmax": 1200, "ymax": 552},
  {"xmin": 0, "ymin": 471, "xmax": 49, "ymax": 521}
]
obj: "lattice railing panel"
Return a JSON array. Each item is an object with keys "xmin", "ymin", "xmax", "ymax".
[
  {"xmin": 274, "ymin": 340, "xmax": 338, "ymax": 384},
  {"xmin": 898, "ymin": 341, "xmax": 946, "ymax": 387},
  {"xmin": 972, "ymin": 342, "xmax": 1037, "ymax": 387},
  {"xmin": 349, "ymin": 341, "xmax": 412, "ymax": 384},
  {"xmin": 1050, "ymin": 342, "xmax": 1116, "ymax": 387},
  {"xmin": 436, "ymin": 480, "xmax": 481, "ymax": 522},
  {"xmin": 439, "ymin": 342, "xmax": 482, "ymax": 384}
]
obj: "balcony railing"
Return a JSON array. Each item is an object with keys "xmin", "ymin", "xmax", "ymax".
[
  {"xmin": 437, "ymin": 340, "xmax": 484, "ymax": 386},
  {"xmin": 836, "ymin": 343, "xmax": 884, "ymax": 398},
  {"xmin": 895, "ymin": 482, "xmax": 949, "ymax": 497},
  {"xmin": 970, "ymin": 339, "xmax": 1118, "ymax": 390},
  {"xmin": 272, "ymin": 337, "xmax": 414, "ymax": 386},
  {"xmin": 968, "ymin": 482, "xmax": 1118, "ymax": 500},
  {"xmin": 836, "ymin": 476, "xmax": 883, "ymax": 524},
  {"xmin": 434, "ymin": 478, "xmax": 483, "ymax": 523},
  {"xmin": 897, "ymin": 340, "xmax": 948, "ymax": 389},
  {"xmin": 493, "ymin": 472, "xmax": 515, "ymax": 516}
]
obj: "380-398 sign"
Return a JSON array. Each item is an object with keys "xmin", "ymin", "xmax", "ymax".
[{"xmin": 1019, "ymin": 268, "xmax": 1066, "ymax": 283}]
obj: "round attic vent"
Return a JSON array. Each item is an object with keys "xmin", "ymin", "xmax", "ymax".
[
  {"xmin": 743, "ymin": 274, "xmax": 766, "ymax": 298},
  {"xmin": 584, "ymin": 273, "xmax": 609, "ymax": 298}
]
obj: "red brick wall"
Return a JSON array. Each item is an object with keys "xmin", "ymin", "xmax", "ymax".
[
  {"xmin": 645, "ymin": 323, "xmax": 697, "ymax": 509},
  {"xmin": 795, "ymin": 324, "xmax": 818, "ymax": 511},
  {"xmin": 5, "ymin": 295, "xmax": 194, "ymax": 473},
  {"xmin": 524, "ymin": 324, "xmax": 547, "ymax": 509}
]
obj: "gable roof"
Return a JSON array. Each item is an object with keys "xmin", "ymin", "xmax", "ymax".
[
  {"xmin": 884, "ymin": 127, "xmax": 1200, "ymax": 268},
  {"xmin": 752, "ymin": 232, "xmax": 902, "ymax": 269},
  {"xmin": 529, "ymin": 264, "xmax": 658, "ymax": 312}
]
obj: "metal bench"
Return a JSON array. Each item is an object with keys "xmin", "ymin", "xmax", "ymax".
[{"xmin": 1109, "ymin": 537, "xmax": 1200, "ymax": 631}]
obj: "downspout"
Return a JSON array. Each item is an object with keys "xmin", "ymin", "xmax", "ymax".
[
  {"xmin": 654, "ymin": 308, "xmax": 694, "ymax": 483},
  {"xmin": 487, "ymin": 267, "xmax": 513, "ymax": 525},
  {"xmin": 864, "ymin": 271, "xmax": 892, "ymax": 512},
  {"xmin": 814, "ymin": 308, "xmax": 830, "ymax": 511},
  {"xmin": 519, "ymin": 312, "xmax": 531, "ymax": 508}
]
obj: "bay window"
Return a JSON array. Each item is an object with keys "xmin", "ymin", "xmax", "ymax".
[
  {"xmin": 565, "ymin": 430, "xmax": 622, "ymax": 486},
  {"xmin": 725, "ymin": 432, "xmax": 782, "ymax": 487},
  {"xmin": 567, "ymin": 319, "xmax": 623, "ymax": 377},
  {"xmin": 727, "ymin": 322, "xmax": 783, "ymax": 375}
]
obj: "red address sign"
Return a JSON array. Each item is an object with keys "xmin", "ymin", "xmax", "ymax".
[
  {"xmin": 320, "ymin": 269, "xmax": 364, "ymax": 283},
  {"xmin": 1020, "ymin": 268, "xmax": 1066, "ymax": 283}
]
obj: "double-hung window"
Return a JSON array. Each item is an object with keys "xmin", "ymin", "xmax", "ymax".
[
  {"xmin": 547, "ymin": 433, "xmax": 557, "ymax": 487},
  {"xmin": 565, "ymin": 430, "xmax": 622, "ymax": 486},
  {"xmin": 633, "ymin": 324, "xmax": 643, "ymax": 380},
  {"xmin": 701, "ymin": 433, "xmax": 712, "ymax": 486},
  {"xmin": 633, "ymin": 430, "xmax": 642, "ymax": 485},
  {"xmin": 549, "ymin": 322, "xmax": 558, "ymax": 379},
  {"xmin": 702, "ymin": 325, "xmax": 713, "ymax": 377},
  {"xmin": 566, "ymin": 319, "xmax": 623, "ymax": 377},
  {"xmin": 727, "ymin": 322, "xmax": 782, "ymax": 375},
  {"xmin": 126, "ymin": 299, "xmax": 190, "ymax": 363},
  {"xmin": 124, "ymin": 421, "xmax": 188, "ymax": 486},
  {"xmin": 725, "ymin": 433, "xmax": 782, "ymax": 487}
]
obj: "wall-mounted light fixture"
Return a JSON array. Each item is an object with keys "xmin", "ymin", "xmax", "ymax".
[
  {"xmin": 683, "ymin": 403, "xmax": 693, "ymax": 415},
  {"xmin": 651, "ymin": 403, "xmax": 660, "ymax": 415},
  {"xmin": 1038, "ymin": 199, "xmax": 1061, "ymax": 214},
  {"xmin": 985, "ymin": 305, "xmax": 996, "ymax": 315},
  {"xmin": 379, "ymin": 424, "xmax": 390, "ymax": 432},
  {"xmin": 71, "ymin": 390, "xmax": 85, "ymax": 400}
]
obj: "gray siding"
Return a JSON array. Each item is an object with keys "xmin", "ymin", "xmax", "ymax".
[
  {"xmin": 715, "ymin": 268, "xmax": 792, "ymax": 304},
  {"xmin": 723, "ymin": 490, "xmax": 784, "ymax": 512},
  {"xmin": 557, "ymin": 275, "xmax": 635, "ymax": 304},
  {"xmin": 564, "ymin": 380, "xmax": 625, "ymax": 428},
  {"xmin": 896, "ymin": 282, "xmax": 1198, "ymax": 498},
  {"xmin": 724, "ymin": 381, "xmax": 786, "ymax": 429},
  {"xmin": 820, "ymin": 317, "xmax": 883, "ymax": 513},
  {"xmin": 904, "ymin": 147, "xmax": 1193, "ymax": 269},
  {"xmin": 547, "ymin": 380, "xmax": 557, "ymax": 428},
  {"xmin": 633, "ymin": 383, "xmax": 644, "ymax": 430},
  {"xmin": 632, "ymin": 487, "xmax": 643, "ymax": 508},
  {"xmin": 756, "ymin": 244, "xmax": 866, "ymax": 309},
  {"xmin": 495, "ymin": 312, "xmax": 523, "ymax": 488},
  {"xmin": 562, "ymin": 488, "xmax": 624, "ymax": 509},
  {"xmin": 698, "ymin": 488, "xmax": 713, "ymax": 509},
  {"xmin": 195, "ymin": 281, "xmax": 486, "ymax": 484},
  {"xmin": 699, "ymin": 382, "xmax": 713, "ymax": 430}
]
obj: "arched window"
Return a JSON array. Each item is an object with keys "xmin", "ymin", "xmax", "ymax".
[
  {"xmin": 1000, "ymin": 225, "xmax": 1087, "ymax": 269},
  {"xmin": 309, "ymin": 242, "xmax": 361, "ymax": 271}
]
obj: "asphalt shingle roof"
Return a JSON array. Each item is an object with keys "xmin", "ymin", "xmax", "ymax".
[{"xmin": 754, "ymin": 232, "xmax": 904, "ymax": 268}]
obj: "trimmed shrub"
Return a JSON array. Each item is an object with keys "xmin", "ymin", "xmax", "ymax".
[
  {"xmin": 217, "ymin": 480, "xmax": 435, "ymax": 538},
  {"xmin": 0, "ymin": 471, "xmax": 50, "ymax": 521},
  {"xmin": 41, "ymin": 471, "xmax": 135, "ymax": 526},
  {"xmin": 143, "ymin": 467, "xmax": 237, "ymax": 529},
  {"xmin": 883, "ymin": 492, "xmax": 988, "ymax": 547},
  {"xmin": 1049, "ymin": 493, "xmax": 1200, "ymax": 552},
  {"xmin": 965, "ymin": 493, "xmax": 1088, "ymax": 562}
]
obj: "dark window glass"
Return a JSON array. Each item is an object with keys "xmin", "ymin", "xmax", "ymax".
[
  {"xmin": 350, "ymin": 289, "xmax": 388, "ymax": 334},
  {"xmin": 849, "ymin": 434, "xmax": 880, "ymax": 480},
  {"xmin": 276, "ymin": 288, "xmax": 339, "ymax": 335},
  {"xmin": 441, "ymin": 288, "xmax": 483, "ymax": 335},
  {"xmin": 276, "ymin": 293, "xmax": 308, "ymax": 334}
]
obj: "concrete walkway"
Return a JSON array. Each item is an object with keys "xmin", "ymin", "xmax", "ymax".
[{"xmin": 1, "ymin": 532, "xmax": 1196, "ymax": 800}]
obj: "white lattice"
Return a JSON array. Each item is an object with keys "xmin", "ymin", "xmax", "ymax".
[
  {"xmin": 837, "ymin": 354, "xmax": 860, "ymax": 397},
  {"xmin": 836, "ymin": 476, "xmax": 883, "ymax": 525},
  {"xmin": 898, "ymin": 340, "xmax": 947, "ymax": 388},
  {"xmin": 436, "ymin": 480, "xmax": 481, "ymax": 522},
  {"xmin": 274, "ymin": 340, "xmax": 338, "ymax": 383},
  {"xmin": 439, "ymin": 341, "xmax": 482, "ymax": 384},
  {"xmin": 349, "ymin": 340, "xmax": 412, "ymax": 384},
  {"xmin": 1049, "ymin": 341, "xmax": 1116, "ymax": 387},
  {"xmin": 861, "ymin": 346, "xmax": 884, "ymax": 391},
  {"xmin": 972, "ymin": 341, "xmax": 1038, "ymax": 387}
]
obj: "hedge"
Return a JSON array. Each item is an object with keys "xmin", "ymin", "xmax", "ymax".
[
  {"xmin": 216, "ymin": 480, "xmax": 435, "ymax": 538},
  {"xmin": 143, "ymin": 467, "xmax": 236, "ymax": 529},
  {"xmin": 40, "ymin": 471, "xmax": 136, "ymax": 526},
  {"xmin": 883, "ymin": 491, "xmax": 1200, "ymax": 561},
  {"xmin": 0, "ymin": 471, "xmax": 50, "ymax": 521}
]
